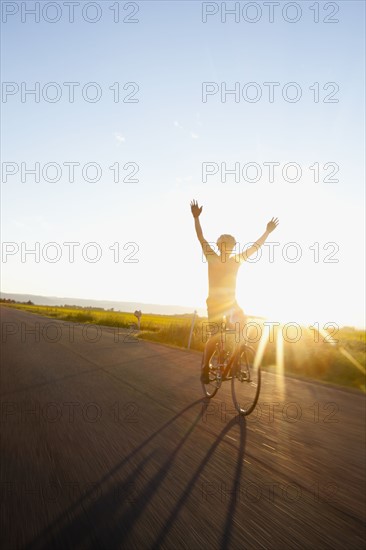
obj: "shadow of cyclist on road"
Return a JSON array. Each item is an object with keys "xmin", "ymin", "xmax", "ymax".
[{"xmin": 26, "ymin": 399, "xmax": 247, "ymax": 549}]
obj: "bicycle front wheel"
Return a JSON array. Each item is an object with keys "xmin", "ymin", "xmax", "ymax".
[{"xmin": 231, "ymin": 345, "xmax": 261, "ymax": 415}]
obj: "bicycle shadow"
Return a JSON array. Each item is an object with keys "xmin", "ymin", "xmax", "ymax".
[
  {"xmin": 26, "ymin": 399, "xmax": 247, "ymax": 549},
  {"xmin": 151, "ymin": 413, "xmax": 246, "ymax": 550}
]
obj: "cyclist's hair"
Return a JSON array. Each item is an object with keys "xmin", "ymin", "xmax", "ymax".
[{"xmin": 216, "ymin": 234, "xmax": 236, "ymax": 248}]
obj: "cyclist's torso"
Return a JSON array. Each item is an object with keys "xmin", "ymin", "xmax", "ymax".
[{"xmin": 207, "ymin": 254, "xmax": 240, "ymax": 303}]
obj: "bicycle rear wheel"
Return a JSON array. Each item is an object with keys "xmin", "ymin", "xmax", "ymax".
[
  {"xmin": 201, "ymin": 349, "xmax": 222, "ymax": 398},
  {"xmin": 231, "ymin": 345, "xmax": 261, "ymax": 415}
]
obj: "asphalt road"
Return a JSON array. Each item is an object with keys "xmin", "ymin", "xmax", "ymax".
[{"xmin": 1, "ymin": 307, "xmax": 365, "ymax": 549}]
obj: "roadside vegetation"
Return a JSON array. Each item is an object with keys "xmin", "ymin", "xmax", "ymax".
[{"xmin": 2, "ymin": 301, "xmax": 365, "ymax": 391}]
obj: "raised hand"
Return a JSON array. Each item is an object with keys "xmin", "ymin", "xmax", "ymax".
[
  {"xmin": 266, "ymin": 217, "xmax": 279, "ymax": 233},
  {"xmin": 190, "ymin": 199, "xmax": 203, "ymax": 218}
]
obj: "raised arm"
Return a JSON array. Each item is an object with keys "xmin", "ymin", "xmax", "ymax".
[
  {"xmin": 190, "ymin": 199, "xmax": 217, "ymax": 258},
  {"xmin": 236, "ymin": 217, "xmax": 279, "ymax": 262}
]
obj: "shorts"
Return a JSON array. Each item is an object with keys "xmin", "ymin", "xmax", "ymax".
[{"xmin": 206, "ymin": 297, "xmax": 246, "ymax": 326}]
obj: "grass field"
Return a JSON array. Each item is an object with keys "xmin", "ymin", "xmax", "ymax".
[{"xmin": 2, "ymin": 302, "xmax": 365, "ymax": 391}]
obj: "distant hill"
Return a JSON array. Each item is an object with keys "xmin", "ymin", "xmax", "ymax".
[{"xmin": 0, "ymin": 292, "xmax": 206, "ymax": 317}]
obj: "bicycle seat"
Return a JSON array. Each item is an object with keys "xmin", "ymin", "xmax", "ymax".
[{"xmin": 222, "ymin": 308, "xmax": 247, "ymax": 331}]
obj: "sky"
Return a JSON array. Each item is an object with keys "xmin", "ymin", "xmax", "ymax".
[{"xmin": 1, "ymin": 0, "xmax": 365, "ymax": 328}]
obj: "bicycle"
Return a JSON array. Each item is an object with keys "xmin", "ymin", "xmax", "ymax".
[{"xmin": 201, "ymin": 316, "xmax": 261, "ymax": 416}]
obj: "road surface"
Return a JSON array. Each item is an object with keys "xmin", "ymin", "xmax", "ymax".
[{"xmin": 1, "ymin": 307, "xmax": 365, "ymax": 549}]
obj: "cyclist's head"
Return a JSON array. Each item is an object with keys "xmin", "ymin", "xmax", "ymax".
[{"xmin": 216, "ymin": 234, "xmax": 236, "ymax": 253}]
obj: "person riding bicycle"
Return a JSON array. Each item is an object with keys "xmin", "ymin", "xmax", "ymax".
[{"xmin": 190, "ymin": 199, "xmax": 279, "ymax": 384}]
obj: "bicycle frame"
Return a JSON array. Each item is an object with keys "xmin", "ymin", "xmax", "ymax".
[
  {"xmin": 202, "ymin": 317, "xmax": 261, "ymax": 415},
  {"xmin": 217, "ymin": 329, "xmax": 240, "ymax": 379},
  {"xmin": 215, "ymin": 316, "xmax": 246, "ymax": 376}
]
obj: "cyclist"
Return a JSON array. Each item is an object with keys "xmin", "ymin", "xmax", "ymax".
[{"xmin": 190, "ymin": 199, "xmax": 279, "ymax": 383}]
